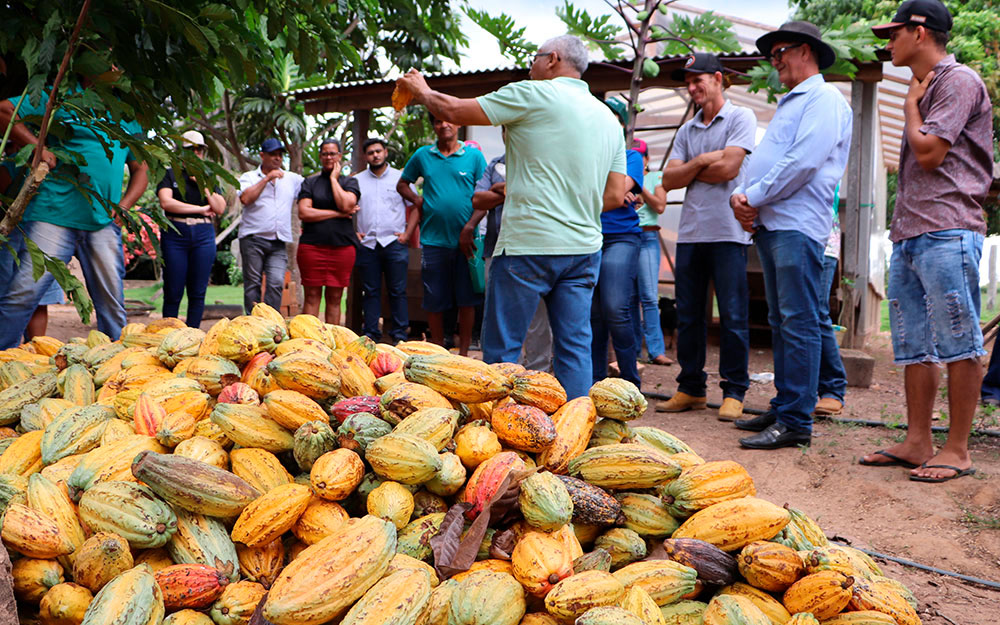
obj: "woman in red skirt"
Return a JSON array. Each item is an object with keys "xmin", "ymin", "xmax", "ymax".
[{"xmin": 296, "ymin": 139, "xmax": 361, "ymax": 324}]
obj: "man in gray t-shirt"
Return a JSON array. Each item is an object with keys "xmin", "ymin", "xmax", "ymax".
[{"xmin": 655, "ymin": 53, "xmax": 756, "ymax": 422}]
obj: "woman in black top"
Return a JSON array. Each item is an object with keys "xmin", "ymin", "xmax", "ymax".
[
  {"xmin": 296, "ymin": 139, "xmax": 361, "ymax": 325},
  {"xmin": 156, "ymin": 131, "xmax": 226, "ymax": 327}
]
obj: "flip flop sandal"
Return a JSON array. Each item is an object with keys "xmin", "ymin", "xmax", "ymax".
[
  {"xmin": 858, "ymin": 450, "xmax": 920, "ymax": 469},
  {"xmin": 909, "ymin": 464, "xmax": 977, "ymax": 483}
]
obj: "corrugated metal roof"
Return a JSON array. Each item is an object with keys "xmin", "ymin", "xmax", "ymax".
[
  {"xmin": 292, "ymin": 64, "xmax": 523, "ymax": 96},
  {"xmin": 291, "ymin": 52, "xmax": 765, "ymax": 97}
]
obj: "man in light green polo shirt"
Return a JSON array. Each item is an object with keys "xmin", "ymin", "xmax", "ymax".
[{"xmin": 396, "ymin": 34, "xmax": 627, "ymax": 398}]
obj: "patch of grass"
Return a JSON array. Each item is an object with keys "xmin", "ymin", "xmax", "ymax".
[
  {"xmin": 961, "ymin": 510, "xmax": 1000, "ymax": 530},
  {"xmin": 125, "ymin": 284, "xmax": 245, "ymax": 313}
]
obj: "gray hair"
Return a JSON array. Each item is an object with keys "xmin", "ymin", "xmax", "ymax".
[{"xmin": 541, "ymin": 35, "xmax": 589, "ymax": 75}]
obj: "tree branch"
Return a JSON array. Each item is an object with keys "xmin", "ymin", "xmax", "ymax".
[
  {"xmin": 0, "ymin": 163, "xmax": 49, "ymax": 237},
  {"xmin": 221, "ymin": 90, "xmax": 248, "ymax": 170},
  {"xmin": 2, "ymin": 0, "xmax": 91, "ymax": 237},
  {"xmin": 592, "ymin": 61, "xmax": 635, "ymax": 74},
  {"xmin": 342, "ymin": 16, "xmax": 360, "ymax": 37},
  {"xmin": 31, "ymin": 0, "xmax": 93, "ymax": 171}
]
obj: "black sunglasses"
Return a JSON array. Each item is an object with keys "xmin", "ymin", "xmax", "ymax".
[{"xmin": 768, "ymin": 42, "xmax": 805, "ymax": 62}]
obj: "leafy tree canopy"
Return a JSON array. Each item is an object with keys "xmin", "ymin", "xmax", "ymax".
[{"xmin": 0, "ymin": 0, "xmax": 466, "ymax": 320}]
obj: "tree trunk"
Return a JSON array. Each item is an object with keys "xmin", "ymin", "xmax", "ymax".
[{"xmin": 625, "ymin": 0, "xmax": 658, "ymax": 146}]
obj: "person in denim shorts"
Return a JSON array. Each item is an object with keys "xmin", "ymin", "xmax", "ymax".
[{"xmin": 862, "ymin": 0, "xmax": 993, "ymax": 482}]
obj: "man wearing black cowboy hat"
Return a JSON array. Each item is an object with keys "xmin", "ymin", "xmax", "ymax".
[
  {"xmin": 728, "ymin": 21, "xmax": 852, "ymax": 450},
  {"xmin": 859, "ymin": 0, "xmax": 992, "ymax": 483},
  {"xmin": 655, "ymin": 52, "xmax": 756, "ymax": 423}
]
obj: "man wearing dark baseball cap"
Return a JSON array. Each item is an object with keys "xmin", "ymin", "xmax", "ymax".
[
  {"xmin": 870, "ymin": 0, "xmax": 952, "ymax": 37},
  {"xmin": 669, "ymin": 51, "xmax": 724, "ymax": 82},
  {"xmin": 657, "ymin": 51, "xmax": 756, "ymax": 421},
  {"xmin": 237, "ymin": 137, "xmax": 304, "ymax": 313},
  {"xmin": 860, "ymin": 0, "xmax": 992, "ymax": 483},
  {"xmin": 727, "ymin": 21, "xmax": 852, "ymax": 450}
]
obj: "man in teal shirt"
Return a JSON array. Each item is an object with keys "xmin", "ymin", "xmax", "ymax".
[
  {"xmin": 396, "ymin": 35, "xmax": 627, "ymax": 398},
  {"xmin": 397, "ymin": 113, "xmax": 486, "ymax": 356},
  {"xmin": 0, "ymin": 86, "xmax": 148, "ymax": 347}
]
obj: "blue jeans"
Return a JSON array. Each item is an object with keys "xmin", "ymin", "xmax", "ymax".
[
  {"xmin": 0, "ymin": 220, "xmax": 126, "ymax": 349},
  {"xmin": 357, "ymin": 241, "xmax": 410, "ymax": 343},
  {"xmin": 239, "ymin": 235, "xmax": 287, "ymax": 314},
  {"xmin": 818, "ymin": 255, "xmax": 847, "ymax": 401},
  {"xmin": 674, "ymin": 242, "xmax": 750, "ymax": 400},
  {"xmin": 755, "ymin": 229, "xmax": 824, "ymax": 434},
  {"xmin": 0, "ymin": 226, "xmax": 64, "ymax": 306},
  {"xmin": 591, "ymin": 233, "xmax": 641, "ymax": 387},
  {"xmin": 482, "ymin": 252, "xmax": 601, "ymax": 399},
  {"xmin": 161, "ymin": 221, "xmax": 216, "ymax": 327},
  {"xmin": 638, "ymin": 231, "xmax": 665, "ymax": 359},
  {"xmin": 887, "ymin": 229, "xmax": 985, "ymax": 365}
]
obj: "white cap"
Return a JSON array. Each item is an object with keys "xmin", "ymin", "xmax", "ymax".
[{"xmin": 181, "ymin": 130, "xmax": 206, "ymax": 148}]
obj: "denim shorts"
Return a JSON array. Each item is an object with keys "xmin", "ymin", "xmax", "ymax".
[
  {"xmin": 887, "ymin": 228, "xmax": 985, "ymax": 365},
  {"xmin": 420, "ymin": 245, "xmax": 482, "ymax": 313}
]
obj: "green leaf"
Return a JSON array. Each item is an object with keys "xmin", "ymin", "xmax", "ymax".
[
  {"xmin": 557, "ymin": 1, "xmax": 625, "ymax": 61},
  {"xmin": 642, "ymin": 57, "xmax": 660, "ymax": 77},
  {"xmin": 22, "ymin": 236, "xmax": 46, "ymax": 282},
  {"xmin": 199, "ymin": 3, "xmax": 232, "ymax": 21},
  {"xmin": 73, "ymin": 51, "xmax": 109, "ymax": 76},
  {"xmin": 182, "ymin": 20, "xmax": 210, "ymax": 54},
  {"xmin": 462, "ymin": 5, "xmax": 538, "ymax": 65}
]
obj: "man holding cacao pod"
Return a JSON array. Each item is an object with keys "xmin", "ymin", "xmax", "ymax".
[
  {"xmin": 395, "ymin": 35, "xmax": 628, "ymax": 399},
  {"xmin": 728, "ymin": 21, "xmax": 852, "ymax": 449},
  {"xmin": 861, "ymin": 0, "xmax": 990, "ymax": 482}
]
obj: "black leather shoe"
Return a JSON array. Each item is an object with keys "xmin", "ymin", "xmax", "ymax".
[
  {"xmin": 733, "ymin": 410, "xmax": 776, "ymax": 432},
  {"xmin": 739, "ymin": 423, "xmax": 811, "ymax": 449}
]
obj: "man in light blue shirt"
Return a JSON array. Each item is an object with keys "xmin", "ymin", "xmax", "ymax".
[
  {"xmin": 396, "ymin": 35, "xmax": 627, "ymax": 398},
  {"xmin": 728, "ymin": 21, "xmax": 853, "ymax": 449}
]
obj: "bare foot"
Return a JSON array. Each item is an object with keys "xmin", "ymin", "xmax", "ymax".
[
  {"xmin": 910, "ymin": 449, "xmax": 973, "ymax": 481},
  {"xmin": 860, "ymin": 442, "xmax": 932, "ymax": 467}
]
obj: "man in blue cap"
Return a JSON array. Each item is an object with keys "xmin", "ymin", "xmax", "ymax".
[
  {"xmin": 237, "ymin": 138, "xmax": 304, "ymax": 313},
  {"xmin": 860, "ymin": 0, "xmax": 991, "ymax": 482},
  {"xmin": 728, "ymin": 21, "xmax": 852, "ymax": 449}
]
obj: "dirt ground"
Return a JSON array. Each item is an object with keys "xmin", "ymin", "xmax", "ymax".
[{"xmin": 39, "ymin": 304, "xmax": 1000, "ymax": 624}]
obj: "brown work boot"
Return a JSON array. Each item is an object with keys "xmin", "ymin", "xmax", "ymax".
[
  {"xmin": 717, "ymin": 397, "xmax": 744, "ymax": 421},
  {"xmin": 813, "ymin": 397, "xmax": 843, "ymax": 417},
  {"xmin": 655, "ymin": 391, "xmax": 707, "ymax": 413}
]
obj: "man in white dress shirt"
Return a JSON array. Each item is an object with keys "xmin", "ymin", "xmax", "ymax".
[
  {"xmin": 237, "ymin": 138, "xmax": 304, "ymax": 313},
  {"xmin": 354, "ymin": 138, "xmax": 414, "ymax": 343}
]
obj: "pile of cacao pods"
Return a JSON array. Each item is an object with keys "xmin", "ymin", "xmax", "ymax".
[{"xmin": 0, "ymin": 304, "xmax": 922, "ymax": 625}]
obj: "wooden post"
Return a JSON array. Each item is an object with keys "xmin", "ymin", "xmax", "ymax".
[
  {"xmin": 347, "ymin": 109, "xmax": 371, "ymax": 332},
  {"xmin": 989, "ymin": 244, "xmax": 997, "ymax": 312},
  {"xmin": 350, "ymin": 109, "xmax": 371, "ymax": 174},
  {"xmin": 841, "ymin": 80, "xmax": 878, "ymax": 349}
]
